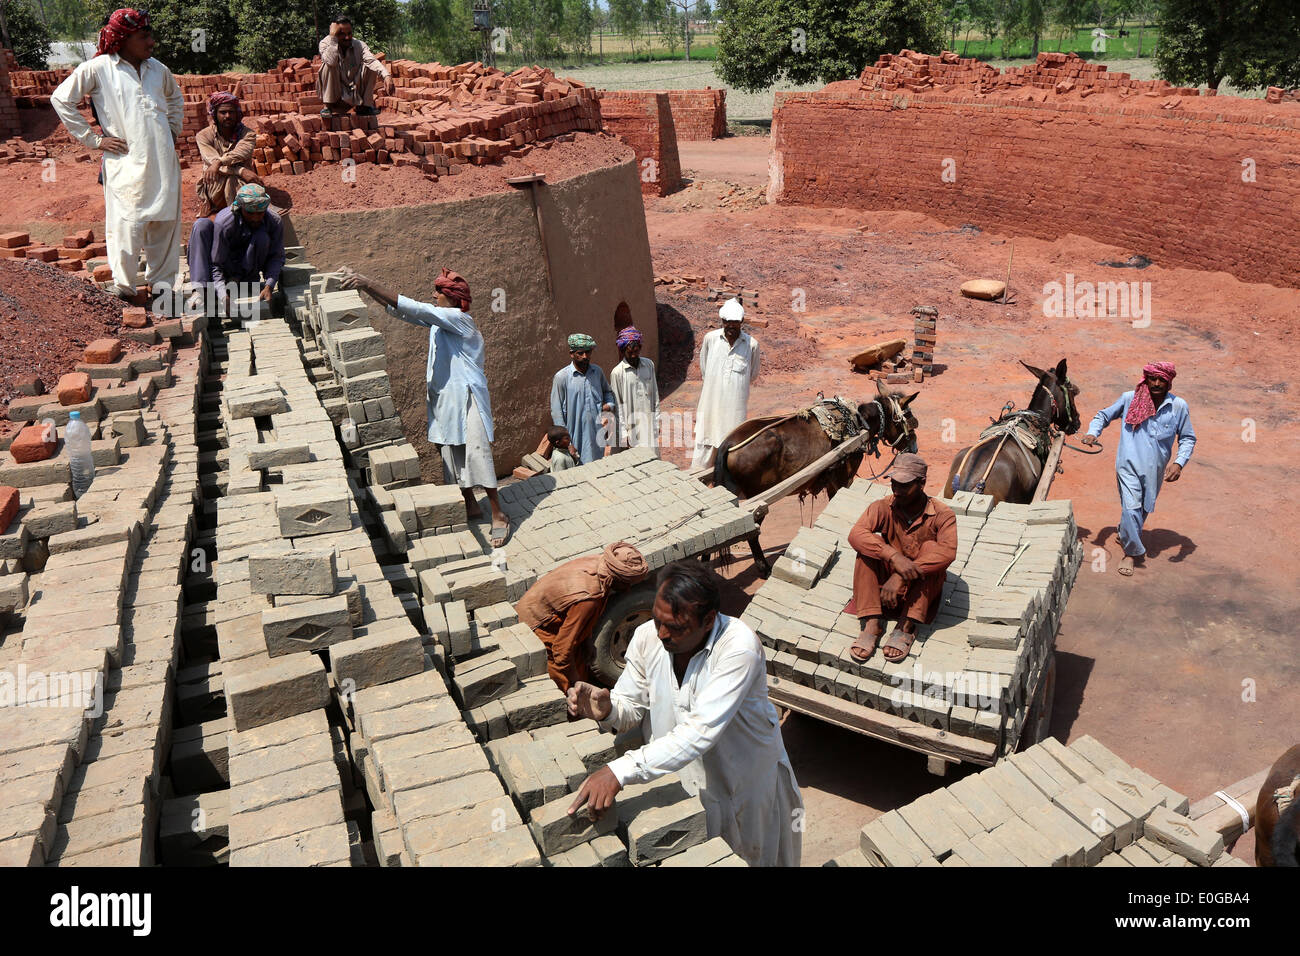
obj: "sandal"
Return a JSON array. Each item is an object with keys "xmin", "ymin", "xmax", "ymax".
[
  {"xmin": 881, "ymin": 625, "xmax": 917, "ymax": 663},
  {"xmin": 850, "ymin": 619, "xmax": 883, "ymax": 662},
  {"xmin": 490, "ymin": 520, "xmax": 511, "ymax": 549}
]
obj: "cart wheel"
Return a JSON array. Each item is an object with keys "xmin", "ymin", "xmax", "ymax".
[
  {"xmin": 589, "ymin": 581, "xmax": 658, "ymax": 688},
  {"xmin": 1020, "ymin": 653, "xmax": 1057, "ymax": 749}
]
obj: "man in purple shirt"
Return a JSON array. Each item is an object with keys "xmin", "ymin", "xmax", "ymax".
[{"xmin": 187, "ymin": 183, "xmax": 285, "ymax": 313}]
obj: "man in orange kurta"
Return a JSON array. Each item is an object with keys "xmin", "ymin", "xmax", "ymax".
[
  {"xmin": 847, "ymin": 454, "xmax": 957, "ymax": 663},
  {"xmin": 516, "ymin": 542, "xmax": 649, "ymax": 693}
]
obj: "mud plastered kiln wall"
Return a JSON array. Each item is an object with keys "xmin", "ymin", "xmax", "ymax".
[
  {"xmin": 770, "ymin": 52, "xmax": 1300, "ymax": 289},
  {"xmin": 290, "ymin": 158, "xmax": 658, "ymax": 482}
]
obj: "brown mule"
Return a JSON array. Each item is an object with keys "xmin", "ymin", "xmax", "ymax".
[{"xmin": 1255, "ymin": 744, "xmax": 1300, "ymax": 866}]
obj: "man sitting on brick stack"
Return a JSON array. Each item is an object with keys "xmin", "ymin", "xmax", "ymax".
[
  {"xmin": 567, "ymin": 560, "xmax": 803, "ymax": 867},
  {"xmin": 846, "ymin": 453, "xmax": 958, "ymax": 663},
  {"xmin": 342, "ymin": 267, "xmax": 512, "ymax": 548},
  {"xmin": 318, "ymin": 15, "xmax": 393, "ymax": 118},
  {"xmin": 517, "ymin": 542, "xmax": 648, "ymax": 693},
  {"xmin": 194, "ymin": 91, "xmax": 260, "ymax": 218},
  {"xmin": 187, "ymin": 183, "xmax": 285, "ymax": 315}
]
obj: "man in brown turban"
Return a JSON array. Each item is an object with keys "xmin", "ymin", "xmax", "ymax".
[{"xmin": 516, "ymin": 542, "xmax": 649, "ymax": 693}]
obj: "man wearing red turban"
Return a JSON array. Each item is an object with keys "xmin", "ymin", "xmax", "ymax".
[
  {"xmin": 51, "ymin": 9, "xmax": 184, "ymax": 304},
  {"xmin": 341, "ymin": 268, "xmax": 511, "ymax": 548},
  {"xmin": 1082, "ymin": 362, "xmax": 1197, "ymax": 575}
]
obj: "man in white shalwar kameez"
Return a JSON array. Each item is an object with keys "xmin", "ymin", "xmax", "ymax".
[
  {"xmin": 609, "ymin": 325, "xmax": 659, "ymax": 453},
  {"xmin": 51, "ymin": 9, "xmax": 183, "ymax": 302},
  {"xmin": 567, "ymin": 560, "xmax": 803, "ymax": 866},
  {"xmin": 343, "ymin": 268, "xmax": 511, "ymax": 547},
  {"xmin": 691, "ymin": 297, "xmax": 760, "ymax": 469}
]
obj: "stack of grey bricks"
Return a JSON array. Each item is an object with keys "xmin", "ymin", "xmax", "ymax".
[
  {"xmin": 0, "ymin": 316, "xmax": 206, "ymax": 865},
  {"xmin": 742, "ymin": 480, "xmax": 1083, "ymax": 756},
  {"xmin": 832, "ymin": 735, "xmax": 1247, "ymax": 868}
]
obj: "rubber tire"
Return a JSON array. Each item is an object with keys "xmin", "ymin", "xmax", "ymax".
[{"xmin": 589, "ymin": 581, "xmax": 658, "ymax": 688}]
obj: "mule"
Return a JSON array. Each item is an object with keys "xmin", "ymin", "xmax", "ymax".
[
  {"xmin": 712, "ymin": 382, "xmax": 919, "ymax": 502},
  {"xmin": 1256, "ymin": 744, "xmax": 1300, "ymax": 866},
  {"xmin": 944, "ymin": 359, "xmax": 1081, "ymax": 506}
]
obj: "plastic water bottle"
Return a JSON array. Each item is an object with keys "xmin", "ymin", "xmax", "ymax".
[{"xmin": 66, "ymin": 410, "xmax": 95, "ymax": 499}]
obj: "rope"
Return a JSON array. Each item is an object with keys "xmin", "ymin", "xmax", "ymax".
[
  {"xmin": 725, "ymin": 414, "xmax": 799, "ymax": 455},
  {"xmin": 1064, "ymin": 438, "xmax": 1105, "ymax": 455}
]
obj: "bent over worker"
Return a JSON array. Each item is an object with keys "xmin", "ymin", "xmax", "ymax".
[
  {"xmin": 847, "ymin": 453, "xmax": 957, "ymax": 663},
  {"xmin": 51, "ymin": 9, "xmax": 183, "ymax": 302},
  {"xmin": 516, "ymin": 542, "xmax": 648, "ymax": 693},
  {"xmin": 567, "ymin": 560, "xmax": 803, "ymax": 867}
]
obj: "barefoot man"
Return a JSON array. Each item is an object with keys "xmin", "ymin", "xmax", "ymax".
[
  {"xmin": 566, "ymin": 560, "xmax": 803, "ymax": 867},
  {"xmin": 847, "ymin": 453, "xmax": 957, "ymax": 663},
  {"xmin": 343, "ymin": 268, "xmax": 510, "ymax": 547},
  {"xmin": 1081, "ymin": 362, "xmax": 1196, "ymax": 576}
]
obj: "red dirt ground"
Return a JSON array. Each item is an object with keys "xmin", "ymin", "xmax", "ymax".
[
  {"xmin": 0, "ymin": 258, "xmax": 125, "ymax": 407},
  {"xmin": 0, "ymin": 115, "xmax": 631, "ymax": 242},
  {"xmin": 655, "ymin": 136, "xmax": 1300, "ymax": 865}
]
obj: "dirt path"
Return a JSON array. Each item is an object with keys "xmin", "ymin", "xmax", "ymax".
[{"xmin": 646, "ymin": 134, "xmax": 1300, "ymax": 864}]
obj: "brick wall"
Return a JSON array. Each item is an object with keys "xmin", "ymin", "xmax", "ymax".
[
  {"xmin": 772, "ymin": 52, "xmax": 1300, "ymax": 289},
  {"xmin": 0, "ymin": 49, "xmax": 20, "ymax": 139},
  {"xmin": 663, "ymin": 89, "xmax": 726, "ymax": 139},
  {"xmin": 598, "ymin": 91, "xmax": 682, "ymax": 196},
  {"xmin": 4, "ymin": 57, "xmax": 601, "ymax": 175}
]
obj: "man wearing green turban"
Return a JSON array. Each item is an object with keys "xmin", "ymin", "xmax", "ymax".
[
  {"xmin": 187, "ymin": 182, "xmax": 285, "ymax": 314},
  {"xmin": 550, "ymin": 333, "xmax": 615, "ymax": 464}
]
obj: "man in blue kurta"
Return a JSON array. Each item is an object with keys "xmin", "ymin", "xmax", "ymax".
[
  {"xmin": 550, "ymin": 333, "xmax": 616, "ymax": 464},
  {"xmin": 1081, "ymin": 362, "xmax": 1196, "ymax": 576},
  {"xmin": 342, "ymin": 267, "xmax": 510, "ymax": 547}
]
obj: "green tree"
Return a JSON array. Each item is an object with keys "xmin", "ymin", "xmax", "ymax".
[
  {"xmin": 715, "ymin": 0, "xmax": 945, "ymax": 92},
  {"xmin": 87, "ymin": 0, "xmax": 237, "ymax": 72},
  {"xmin": 228, "ymin": 0, "xmax": 401, "ymax": 72},
  {"xmin": 3, "ymin": 0, "xmax": 54, "ymax": 68},
  {"xmin": 1006, "ymin": 0, "xmax": 1047, "ymax": 55},
  {"xmin": 406, "ymin": 0, "xmax": 482, "ymax": 64},
  {"xmin": 496, "ymin": 0, "xmax": 564, "ymax": 61},
  {"xmin": 560, "ymin": 0, "xmax": 595, "ymax": 58},
  {"xmin": 696, "ymin": 0, "xmax": 713, "ymax": 18},
  {"xmin": 609, "ymin": 0, "xmax": 645, "ymax": 55},
  {"xmin": 1155, "ymin": 0, "xmax": 1300, "ymax": 90}
]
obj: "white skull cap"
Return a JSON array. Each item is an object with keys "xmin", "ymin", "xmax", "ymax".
[{"xmin": 719, "ymin": 297, "xmax": 745, "ymax": 323}]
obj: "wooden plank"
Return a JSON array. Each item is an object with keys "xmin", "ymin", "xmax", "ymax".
[
  {"xmin": 1032, "ymin": 433, "xmax": 1065, "ymax": 502},
  {"xmin": 767, "ymin": 676, "xmax": 997, "ymax": 766},
  {"xmin": 1189, "ymin": 769, "xmax": 1269, "ymax": 843},
  {"xmin": 747, "ymin": 431, "xmax": 871, "ymax": 520},
  {"xmin": 849, "ymin": 337, "xmax": 908, "ymax": 370}
]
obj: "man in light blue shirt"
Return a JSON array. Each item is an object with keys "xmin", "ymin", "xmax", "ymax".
[
  {"xmin": 550, "ymin": 333, "xmax": 616, "ymax": 465},
  {"xmin": 1081, "ymin": 361, "xmax": 1195, "ymax": 576},
  {"xmin": 343, "ymin": 268, "xmax": 510, "ymax": 547}
]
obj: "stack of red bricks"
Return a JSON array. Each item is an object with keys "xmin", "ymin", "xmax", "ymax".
[
  {"xmin": 911, "ymin": 307, "xmax": 937, "ymax": 380},
  {"xmin": 860, "ymin": 50, "xmax": 1196, "ymax": 98},
  {"xmin": 248, "ymin": 77, "xmax": 600, "ymax": 177},
  {"xmin": 7, "ymin": 66, "xmax": 68, "ymax": 105},
  {"xmin": 0, "ymin": 47, "xmax": 21, "ymax": 139},
  {"xmin": 0, "ymin": 230, "xmax": 111, "ymax": 280},
  {"xmin": 597, "ymin": 91, "xmax": 682, "ymax": 195},
  {"xmin": 1266, "ymin": 87, "xmax": 1300, "ymax": 104},
  {"xmin": 662, "ymin": 89, "xmax": 726, "ymax": 140}
]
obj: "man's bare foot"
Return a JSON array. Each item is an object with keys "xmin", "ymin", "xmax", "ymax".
[{"xmin": 1117, "ymin": 555, "xmax": 1144, "ymax": 576}]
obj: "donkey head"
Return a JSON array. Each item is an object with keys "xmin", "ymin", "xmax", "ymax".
[
  {"xmin": 859, "ymin": 378, "xmax": 920, "ymax": 453},
  {"xmin": 1021, "ymin": 358, "xmax": 1081, "ymax": 435}
]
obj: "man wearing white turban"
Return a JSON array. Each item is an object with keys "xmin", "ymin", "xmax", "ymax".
[{"xmin": 690, "ymin": 298, "xmax": 760, "ymax": 469}]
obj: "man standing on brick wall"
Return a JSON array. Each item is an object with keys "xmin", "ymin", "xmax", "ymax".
[
  {"xmin": 318, "ymin": 15, "xmax": 392, "ymax": 119},
  {"xmin": 343, "ymin": 267, "xmax": 512, "ymax": 548},
  {"xmin": 610, "ymin": 325, "xmax": 660, "ymax": 453},
  {"xmin": 551, "ymin": 333, "xmax": 616, "ymax": 465},
  {"xmin": 567, "ymin": 560, "xmax": 803, "ymax": 867},
  {"xmin": 1081, "ymin": 362, "xmax": 1196, "ymax": 576},
  {"xmin": 517, "ymin": 542, "xmax": 648, "ymax": 693},
  {"xmin": 691, "ymin": 297, "xmax": 760, "ymax": 468},
  {"xmin": 51, "ymin": 9, "xmax": 183, "ymax": 304},
  {"xmin": 188, "ymin": 184, "xmax": 284, "ymax": 314}
]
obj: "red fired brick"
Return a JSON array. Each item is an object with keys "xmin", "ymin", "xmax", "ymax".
[
  {"xmin": 84, "ymin": 338, "xmax": 123, "ymax": 364},
  {"xmin": 10, "ymin": 423, "xmax": 57, "ymax": 463},
  {"xmin": 55, "ymin": 371, "xmax": 91, "ymax": 405},
  {"xmin": 0, "ymin": 485, "xmax": 18, "ymax": 535}
]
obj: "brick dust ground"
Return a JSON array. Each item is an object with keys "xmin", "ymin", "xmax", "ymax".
[{"xmin": 652, "ymin": 135, "xmax": 1299, "ymax": 864}]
